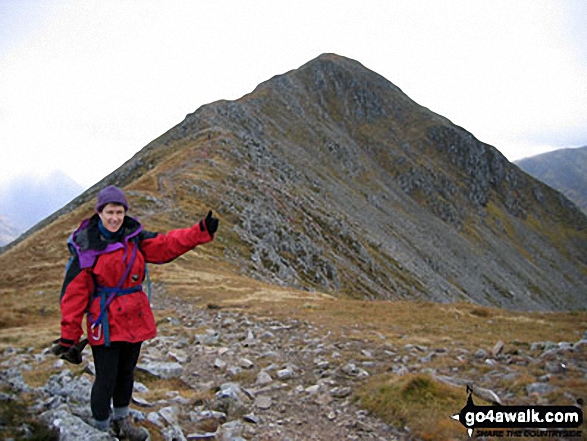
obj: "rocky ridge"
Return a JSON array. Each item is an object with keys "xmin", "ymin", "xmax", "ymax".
[
  {"xmin": 2, "ymin": 291, "xmax": 586, "ymax": 440},
  {"xmin": 2, "ymin": 54, "xmax": 586, "ymax": 312},
  {"xmin": 113, "ymin": 55, "xmax": 586, "ymax": 311}
]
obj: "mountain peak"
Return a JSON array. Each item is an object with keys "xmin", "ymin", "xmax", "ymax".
[{"xmin": 1, "ymin": 55, "xmax": 586, "ymax": 311}]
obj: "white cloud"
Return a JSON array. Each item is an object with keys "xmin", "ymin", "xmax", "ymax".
[{"xmin": 1, "ymin": 0, "xmax": 586, "ymax": 189}]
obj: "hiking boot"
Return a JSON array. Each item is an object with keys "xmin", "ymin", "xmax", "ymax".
[{"xmin": 112, "ymin": 416, "xmax": 149, "ymax": 441}]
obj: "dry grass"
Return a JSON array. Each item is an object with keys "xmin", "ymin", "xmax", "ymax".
[
  {"xmin": 357, "ymin": 373, "xmax": 469, "ymax": 440},
  {"xmin": 1, "ymin": 262, "xmax": 586, "ymax": 437},
  {"xmin": 133, "ymin": 373, "xmax": 211, "ymax": 403}
]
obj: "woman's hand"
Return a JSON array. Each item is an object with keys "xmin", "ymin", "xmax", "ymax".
[{"xmin": 201, "ymin": 211, "xmax": 219, "ymax": 234}]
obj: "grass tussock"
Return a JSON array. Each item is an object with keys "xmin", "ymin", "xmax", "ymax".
[
  {"xmin": 132, "ymin": 372, "xmax": 212, "ymax": 404},
  {"xmin": 357, "ymin": 373, "xmax": 468, "ymax": 440}
]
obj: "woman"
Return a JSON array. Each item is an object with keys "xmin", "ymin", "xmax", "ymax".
[{"xmin": 53, "ymin": 185, "xmax": 219, "ymax": 439}]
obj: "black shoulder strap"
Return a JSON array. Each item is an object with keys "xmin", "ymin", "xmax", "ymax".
[{"xmin": 60, "ymin": 251, "xmax": 82, "ymax": 302}]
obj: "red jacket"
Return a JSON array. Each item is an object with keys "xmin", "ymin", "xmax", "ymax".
[{"xmin": 60, "ymin": 214, "xmax": 214, "ymax": 346}]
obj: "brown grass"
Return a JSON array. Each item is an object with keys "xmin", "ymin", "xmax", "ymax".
[
  {"xmin": 357, "ymin": 373, "xmax": 469, "ymax": 440},
  {"xmin": 1, "ymin": 212, "xmax": 586, "ymax": 440}
]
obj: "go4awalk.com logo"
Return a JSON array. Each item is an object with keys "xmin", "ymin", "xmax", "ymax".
[{"xmin": 451, "ymin": 386, "xmax": 583, "ymax": 438}]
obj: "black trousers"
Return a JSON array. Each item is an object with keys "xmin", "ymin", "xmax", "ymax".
[{"xmin": 90, "ymin": 341, "xmax": 142, "ymax": 421}]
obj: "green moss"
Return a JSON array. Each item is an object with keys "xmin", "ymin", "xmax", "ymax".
[{"xmin": 528, "ymin": 282, "xmax": 543, "ymax": 296}]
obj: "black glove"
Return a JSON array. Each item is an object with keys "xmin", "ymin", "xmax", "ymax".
[
  {"xmin": 62, "ymin": 339, "xmax": 88, "ymax": 365},
  {"xmin": 200, "ymin": 210, "xmax": 219, "ymax": 234},
  {"xmin": 51, "ymin": 338, "xmax": 73, "ymax": 356},
  {"xmin": 51, "ymin": 338, "xmax": 88, "ymax": 365}
]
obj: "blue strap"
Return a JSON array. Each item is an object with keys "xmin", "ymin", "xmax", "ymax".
[
  {"xmin": 89, "ymin": 243, "xmax": 138, "ymax": 346},
  {"xmin": 96, "ymin": 285, "xmax": 143, "ymax": 295},
  {"xmin": 91, "ymin": 285, "xmax": 142, "ymax": 345},
  {"xmin": 145, "ymin": 265, "xmax": 152, "ymax": 302},
  {"xmin": 100, "ymin": 292, "xmax": 110, "ymax": 347}
]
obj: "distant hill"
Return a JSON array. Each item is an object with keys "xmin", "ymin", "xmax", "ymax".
[
  {"xmin": 0, "ymin": 171, "xmax": 83, "ymax": 245},
  {"xmin": 515, "ymin": 146, "xmax": 587, "ymax": 214},
  {"xmin": 0, "ymin": 215, "xmax": 19, "ymax": 246},
  {"xmin": 1, "ymin": 53, "xmax": 586, "ymax": 311}
]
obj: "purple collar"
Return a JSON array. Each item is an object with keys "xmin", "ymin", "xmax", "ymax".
[{"xmin": 70, "ymin": 217, "xmax": 143, "ymax": 268}]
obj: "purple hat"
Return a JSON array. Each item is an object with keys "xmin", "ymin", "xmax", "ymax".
[{"xmin": 95, "ymin": 185, "xmax": 129, "ymax": 212}]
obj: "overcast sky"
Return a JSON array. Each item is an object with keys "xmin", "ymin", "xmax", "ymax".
[{"xmin": 1, "ymin": 0, "xmax": 586, "ymax": 189}]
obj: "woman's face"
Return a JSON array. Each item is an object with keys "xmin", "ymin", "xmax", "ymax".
[{"xmin": 98, "ymin": 203, "xmax": 125, "ymax": 233}]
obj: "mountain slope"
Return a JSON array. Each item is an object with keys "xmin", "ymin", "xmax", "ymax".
[
  {"xmin": 515, "ymin": 146, "xmax": 587, "ymax": 213},
  {"xmin": 1, "ymin": 53, "xmax": 586, "ymax": 311}
]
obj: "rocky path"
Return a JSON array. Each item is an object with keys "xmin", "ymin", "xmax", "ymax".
[
  {"xmin": 0, "ymin": 294, "xmax": 404, "ymax": 441},
  {"xmin": 134, "ymin": 295, "xmax": 404, "ymax": 440},
  {"xmin": 1, "ymin": 293, "xmax": 586, "ymax": 440}
]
